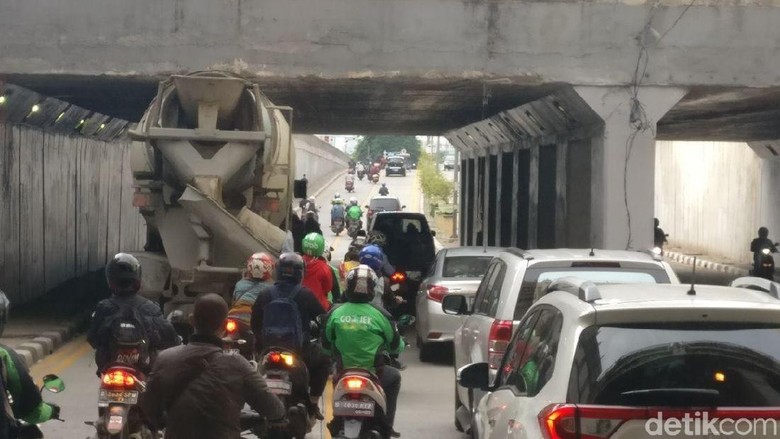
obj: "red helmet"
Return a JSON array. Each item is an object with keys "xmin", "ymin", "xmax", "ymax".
[{"xmin": 245, "ymin": 252, "xmax": 275, "ymax": 281}]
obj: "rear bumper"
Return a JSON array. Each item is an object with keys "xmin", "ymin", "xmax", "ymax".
[{"xmin": 418, "ymin": 299, "xmax": 462, "ymax": 343}]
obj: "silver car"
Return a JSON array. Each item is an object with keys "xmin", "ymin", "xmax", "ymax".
[{"xmin": 414, "ymin": 246, "xmax": 503, "ymax": 362}]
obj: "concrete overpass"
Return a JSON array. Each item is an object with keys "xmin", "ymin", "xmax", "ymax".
[{"xmin": 2, "ymin": 0, "xmax": 780, "ymax": 251}]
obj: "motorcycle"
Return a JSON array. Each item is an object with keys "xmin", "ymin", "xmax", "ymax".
[
  {"xmin": 224, "ymin": 318, "xmax": 254, "ymax": 361},
  {"xmin": 328, "ymin": 369, "xmax": 388, "ymax": 439},
  {"xmin": 357, "ymin": 171, "xmax": 365, "ymax": 181},
  {"xmin": 345, "ymin": 180, "xmax": 355, "ymax": 193},
  {"xmin": 258, "ymin": 348, "xmax": 312, "ymax": 439},
  {"xmin": 347, "ymin": 219, "xmax": 362, "ymax": 239},
  {"xmin": 18, "ymin": 374, "xmax": 65, "ymax": 439},
  {"xmin": 371, "ymin": 174, "xmax": 379, "ymax": 184},
  {"xmin": 331, "ymin": 217, "xmax": 345, "ymax": 236},
  {"xmin": 378, "ymin": 187, "xmax": 388, "ymax": 196},
  {"xmin": 95, "ymin": 365, "xmax": 154, "ymax": 438},
  {"xmin": 752, "ymin": 244, "xmax": 778, "ymax": 280}
]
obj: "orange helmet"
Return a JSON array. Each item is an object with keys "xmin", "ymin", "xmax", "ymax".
[{"xmin": 245, "ymin": 252, "xmax": 275, "ymax": 281}]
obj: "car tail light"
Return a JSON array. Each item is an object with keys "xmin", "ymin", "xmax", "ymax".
[
  {"xmin": 391, "ymin": 272, "xmax": 406, "ymax": 283},
  {"xmin": 488, "ymin": 320, "xmax": 513, "ymax": 369},
  {"xmin": 426, "ymin": 285, "xmax": 449, "ymax": 302},
  {"xmin": 539, "ymin": 404, "xmax": 780, "ymax": 439},
  {"xmin": 225, "ymin": 318, "xmax": 238, "ymax": 334},
  {"xmin": 101, "ymin": 368, "xmax": 137, "ymax": 389},
  {"xmin": 368, "ymin": 209, "xmax": 374, "ymax": 217}
]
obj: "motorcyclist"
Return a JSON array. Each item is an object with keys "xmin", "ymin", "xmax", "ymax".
[
  {"xmin": 301, "ymin": 233, "xmax": 335, "ymax": 311},
  {"xmin": 323, "ymin": 266, "xmax": 404, "ymax": 438},
  {"xmin": 346, "ymin": 198, "xmax": 363, "ymax": 230},
  {"xmin": 330, "ymin": 194, "xmax": 346, "ymax": 227},
  {"xmin": 358, "ymin": 245, "xmax": 398, "ymax": 311},
  {"xmin": 379, "ymin": 183, "xmax": 389, "ymax": 196},
  {"xmin": 251, "ymin": 253, "xmax": 331, "ymax": 422},
  {"xmin": 751, "ymin": 227, "xmax": 778, "ymax": 270},
  {"xmin": 0, "ymin": 343, "xmax": 60, "ymax": 438},
  {"xmin": 140, "ymin": 294, "xmax": 285, "ymax": 438},
  {"xmin": 301, "ymin": 196, "xmax": 317, "ymax": 217},
  {"xmin": 356, "ymin": 162, "xmax": 365, "ymax": 175},
  {"xmin": 87, "ymin": 253, "xmax": 180, "ymax": 376},
  {"xmin": 366, "ymin": 231, "xmax": 395, "ymax": 278},
  {"xmin": 227, "ymin": 252, "xmax": 276, "ymax": 349},
  {"xmin": 653, "ymin": 218, "xmax": 668, "ymax": 250},
  {"xmin": 323, "ymin": 247, "xmax": 342, "ymax": 304}
]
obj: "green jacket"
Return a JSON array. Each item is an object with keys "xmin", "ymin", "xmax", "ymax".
[
  {"xmin": 0, "ymin": 346, "xmax": 55, "ymax": 425},
  {"xmin": 323, "ymin": 302, "xmax": 405, "ymax": 372},
  {"xmin": 346, "ymin": 206, "xmax": 363, "ymax": 220}
]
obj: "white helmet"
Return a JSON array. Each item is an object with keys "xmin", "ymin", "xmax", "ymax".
[
  {"xmin": 334, "ymin": 193, "xmax": 341, "ymax": 199},
  {"xmin": 350, "ymin": 197, "xmax": 358, "ymax": 205},
  {"xmin": 308, "ymin": 196, "xmax": 316, "ymax": 202}
]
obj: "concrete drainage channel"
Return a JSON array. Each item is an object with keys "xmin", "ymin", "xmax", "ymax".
[{"xmin": 12, "ymin": 313, "xmax": 92, "ymax": 368}]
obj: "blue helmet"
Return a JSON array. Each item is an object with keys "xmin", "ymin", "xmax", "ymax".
[{"xmin": 359, "ymin": 245, "xmax": 385, "ymax": 273}]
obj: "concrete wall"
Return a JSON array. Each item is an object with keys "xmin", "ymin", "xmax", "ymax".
[
  {"xmin": 293, "ymin": 135, "xmax": 350, "ymax": 188},
  {"xmin": 0, "ymin": 123, "xmax": 145, "ymax": 304},
  {"xmin": 654, "ymin": 140, "xmax": 778, "ymax": 264},
  {"xmin": 2, "ymin": 0, "xmax": 780, "ymax": 88}
]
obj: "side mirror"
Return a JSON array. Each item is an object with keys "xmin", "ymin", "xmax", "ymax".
[
  {"xmin": 293, "ymin": 179, "xmax": 308, "ymax": 199},
  {"xmin": 431, "ymin": 230, "xmax": 437, "ymax": 237},
  {"xmin": 442, "ymin": 294, "xmax": 469, "ymax": 315},
  {"xmin": 457, "ymin": 363, "xmax": 490, "ymax": 390},
  {"xmin": 42, "ymin": 374, "xmax": 65, "ymax": 393}
]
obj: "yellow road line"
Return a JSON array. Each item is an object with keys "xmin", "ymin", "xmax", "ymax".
[
  {"xmin": 323, "ymin": 380, "xmax": 333, "ymax": 439},
  {"xmin": 30, "ymin": 335, "xmax": 92, "ymax": 383}
]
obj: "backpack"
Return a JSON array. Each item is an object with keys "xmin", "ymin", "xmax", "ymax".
[
  {"xmin": 105, "ymin": 302, "xmax": 151, "ymax": 370},
  {"xmin": 261, "ymin": 286, "xmax": 305, "ymax": 351}
]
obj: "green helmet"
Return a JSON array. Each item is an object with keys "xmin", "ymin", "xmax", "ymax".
[{"xmin": 302, "ymin": 233, "xmax": 326, "ymax": 257}]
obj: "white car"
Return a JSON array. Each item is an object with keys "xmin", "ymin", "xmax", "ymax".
[
  {"xmin": 454, "ymin": 277, "xmax": 780, "ymax": 439},
  {"xmin": 446, "ymin": 248, "xmax": 680, "ymax": 433}
]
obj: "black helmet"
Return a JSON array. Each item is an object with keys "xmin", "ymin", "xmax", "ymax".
[
  {"xmin": 344, "ymin": 265, "xmax": 379, "ymax": 303},
  {"xmin": 106, "ymin": 253, "xmax": 142, "ymax": 295},
  {"xmin": 276, "ymin": 252, "xmax": 305, "ymax": 284},
  {"xmin": 759, "ymin": 227, "xmax": 769, "ymax": 238}
]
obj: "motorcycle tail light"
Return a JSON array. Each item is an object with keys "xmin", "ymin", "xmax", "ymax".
[
  {"xmin": 391, "ymin": 272, "xmax": 406, "ymax": 283},
  {"xmin": 101, "ymin": 368, "xmax": 137, "ymax": 389},
  {"xmin": 344, "ymin": 377, "xmax": 366, "ymax": 391},
  {"xmin": 267, "ymin": 351, "xmax": 295, "ymax": 367},
  {"xmin": 225, "ymin": 319, "xmax": 238, "ymax": 334}
]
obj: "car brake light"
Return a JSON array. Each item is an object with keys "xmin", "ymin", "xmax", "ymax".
[
  {"xmin": 391, "ymin": 272, "xmax": 406, "ymax": 283},
  {"xmin": 101, "ymin": 369, "xmax": 137, "ymax": 388},
  {"xmin": 345, "ymin": 377, "xmax": 366, "ymax": 391},
  {"xmin": 426, "ymin": 285, "xmax": 449, "ymax": 302},
  {"xmin": 488, "ymin": 320, "xmax": 513, "ymax": 369},
  {"xmin": 225, "ymin": 319, "xmax": 238, "ymax": 334}
]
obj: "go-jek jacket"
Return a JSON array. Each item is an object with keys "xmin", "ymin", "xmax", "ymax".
[{"xmin": 322, "ymin": 302, "xmax": 405, "ymax": 372}]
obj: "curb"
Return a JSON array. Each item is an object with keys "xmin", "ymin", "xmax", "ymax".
[
  {"xmin": 12, "ymin": 311, "xmax": 92, "ymax": 368},
  {"xmin": 664, "ymin": 250, "xmax": 751, "ymax": 278}
]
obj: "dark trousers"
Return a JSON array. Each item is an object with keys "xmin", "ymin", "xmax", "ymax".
[
  {"xmin": 378, "ymin": 366, "xmax": 401, "ymax": 427},
  {"xmin": 302, "ymin": 343, "xmax": 331, "ymax": 398}
]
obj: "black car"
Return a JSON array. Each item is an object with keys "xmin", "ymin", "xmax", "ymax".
[
  {"xmin": 385, "ymin": 156, "xmax": 406, "ymax": 177},
  {"xmin": 368, "ymin": 212, "xmax": 436, "ymax": 315}
]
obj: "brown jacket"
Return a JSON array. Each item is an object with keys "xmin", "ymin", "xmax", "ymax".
[{"xmin": 139, "ymin": 334, "xmax": 285, "ymax": 438}]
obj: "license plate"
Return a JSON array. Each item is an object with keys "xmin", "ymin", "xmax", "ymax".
[
  {"xmin": 98, "ymin": 389, "xmax": 139, "ymax": 404},
  {"xmin": 333, "ymin": 399, "xmax": 375, "ymax": 417},
  {"xmin": 224, "ymin": 348, "xmax": 240, "ymax": 355},
  {"xmin": 266, "ymin": 378, "xmax": 292, "ymax": 395}
]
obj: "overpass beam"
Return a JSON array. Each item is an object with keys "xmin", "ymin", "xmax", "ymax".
[{"xmin": 575, "ymin": 86, "xmax": 687, "ymax": 250}]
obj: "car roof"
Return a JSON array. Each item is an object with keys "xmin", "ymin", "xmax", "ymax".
[
  {"xmin": 442, "ymin": 246, "xmax": 505, "ymax": 257},
  {"xmin": 370, "ymin": 196, "xmax": 400, "ymax": 201},
  {"xmin": 374, "ymin": 211, "xmax": 426, "ymax": 219},
  {"xmin": 520, "ymin": 248, "xmax": 660, "ymax": 262},
  {"xmin": 541, "ymin": 283, "xmax": 780, "ymax": 325}
]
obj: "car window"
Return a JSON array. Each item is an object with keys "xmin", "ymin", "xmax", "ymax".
[
  {"xmin": 475, "ymin": 260, "xmax": 506, "ymax": 317},
  {"xmin": 472, "ymin": 263, "xmax": 497, "ymax": 314},
  {"xmin": 498, "ymin": 310, "xmax": 540, "ymax": 390},
  {"xmin": 513, "ymin": 266, "xmax": 671, "ymax": 319},
  {"xmin": 442, "ymin": 256, "xmax": 493, "ymax": 278},
  {"xmin": 504, "ymin": 308, "xmax": 563, "ymax": 396},
  {"xmin": 372, "ymin": 215, "xmax": 435, "ymax": 270},
  {"xmin": 428, "ymin": 251, "xmax": 444, "ymax": 277},
  {"xmin": 568, "ymin": 323, "xmax": 780, "ymax": 406},
  {"xmin": 388, "ymin": 158, "xmax": 404, "ymax": 165},
  {"xmin": 370, "ymin": 199, "xmax": 400, "ymax": 210}
]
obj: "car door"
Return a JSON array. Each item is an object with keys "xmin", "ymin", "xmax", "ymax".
[
  {"xmin": 482, "ymin": 307, "xmax": 564, "ymax": 439},
  {"xmin": 471, "ymin": 259, "xmax": 508, "ymax": 371},
  {"xmin": 416, "ymin": 249, "xmax": 445, "ymax": 335}
]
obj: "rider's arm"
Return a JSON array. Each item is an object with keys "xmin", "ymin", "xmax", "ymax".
[
  {"xmin": 376, "ymin": 310, "xmax": 405, "ymax": 355},
  {"xmin": 2, "ymin": 348, "xmax": 56, "ymax": 423},
  {"xmin": 243, "ymin": 363, "xmax": 286, "ymax": 420},
  {"xmin": 87, "ymin": 301, "xmax": 110, "ymax": 348},
  {"xmin": 141, "ymin": 302, "xmax": 182, "ymax": 350},
  {"xmin": 321, "ymin": 307, "xmax": 340, "ymax": 354}
]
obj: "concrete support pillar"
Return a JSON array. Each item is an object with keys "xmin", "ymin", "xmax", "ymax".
[
  {"xmin": 575, "ymin": 86, "xmax": 687, "ymax": 250},
  {"xmin": 472, "ymin": 156, "xmax": 480, "ymax": 247},
  {"xmin": 461, "ymin": 157, "xmax": 470, "ymax": 247},
  {"xmin": 528, "ymin": 144, "xmax": 540, "ymax": 249},
  {"xmin": 760, "ymin": 159, "xmax": 780, "ymax": 238},
  {"xmin": 555, "ymin": 141, "xmax": 568, "ymax": 248},
  {"xmin": 482, "ymin": 154, "xmax": 490, "ymax": 246}
]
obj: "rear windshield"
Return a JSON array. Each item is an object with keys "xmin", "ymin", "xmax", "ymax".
[
  {"xmin": 372, "ymin": 216, "xmax": 434, "ymax": 269},
  {"xmin": 388, "ymin": 159, "xmax": 405, "ymax": 165},
  {"xmin": 370, "ymin": 199, "xmax": 400, "ymax": 210},
  {"xmin": 514, "ymin": 266, "xmax": 670, "ymax": 319},
  {"xmin": 442, "ymin": 256, "xmax": 493, "ymax": 278},
  {"xmin": 568, "ymin": 324, "xmax": 780, "ymax": 406}
]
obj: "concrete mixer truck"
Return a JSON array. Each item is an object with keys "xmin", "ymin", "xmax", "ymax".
[{"xmin": 127, "ymin": 71, "xmax": 306, "ymax": 337}]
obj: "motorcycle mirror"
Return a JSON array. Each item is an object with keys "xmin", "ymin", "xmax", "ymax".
[{"xmin": 42, "ymin": 374, "xmax": 65, "ymax": 393}]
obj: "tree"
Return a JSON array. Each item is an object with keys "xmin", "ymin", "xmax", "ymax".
[
  {"xmin": 353, "ymin": 136, "xmax": 421, "ymax": 163},
  {"xmin": 417, "ymin": 152, "xmax": 453, "ymax": 204}
]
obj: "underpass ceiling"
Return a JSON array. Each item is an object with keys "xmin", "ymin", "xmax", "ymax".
[{"xmin": 6, "ymin": 74, "xmax": 780, "ymax": 140}]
